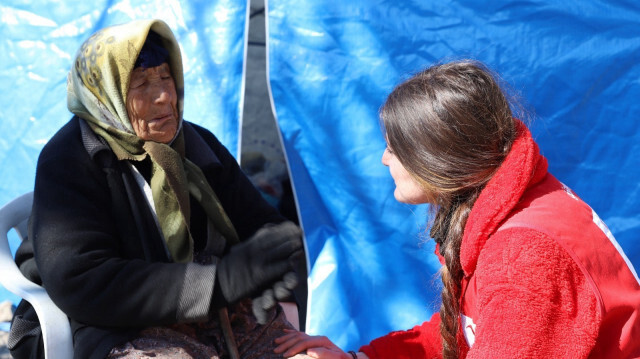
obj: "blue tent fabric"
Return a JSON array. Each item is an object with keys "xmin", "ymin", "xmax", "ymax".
[
  {"xmin": 1, "ymin": 0, "xmax": 639, "ymax": 354},
  {"xmin": 267, "ymin": 0, "xmax": 640, "ymax": 351},
  {"xmin": 0, "ymin": 0, "xmax": 249, "ymax": 305}
]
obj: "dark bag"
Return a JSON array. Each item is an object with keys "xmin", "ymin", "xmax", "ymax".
[
  {"xmin": 8, "ymin": 299, "xmax": 44, "ymax": 359},
  {"xmin": 8, "ymin": 237, "xmax": 45, "ymax": 359}
]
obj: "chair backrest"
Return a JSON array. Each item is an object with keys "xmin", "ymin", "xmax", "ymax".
[
  {"xmin": 12, "ymin": 203, "xmax": 28, "ymax": 242},
  {"xmin": 0, "ymin": 192, "xmax": 35, "ymax": 299},
  {"xmin": 0, "ymin": 192, "xmax": 73, "ymax": 359}
]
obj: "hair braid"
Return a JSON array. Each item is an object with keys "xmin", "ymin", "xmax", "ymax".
[{"xmin": 432, "ymin": 193, "xmax": 478, "ymax": 358}]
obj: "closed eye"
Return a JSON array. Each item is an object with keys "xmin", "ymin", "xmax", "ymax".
[{"xmin": 130, "ymin": 80, "xmax": 146, "ymax": 89}]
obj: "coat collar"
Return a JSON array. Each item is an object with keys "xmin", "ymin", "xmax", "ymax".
[
  {"xmin": 79, "ymin": 116, "xmax": 111, "ymax": 160},
  {"xmin": 182, "ymin": 121, "xmax": 223, "ymax": 171},
  {"xmin": 459, "ymin": 120, "xmax": 548, "ymax": 276}
]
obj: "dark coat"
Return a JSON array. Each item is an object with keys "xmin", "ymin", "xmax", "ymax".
[{"xmin": 19, "ymin": 116, "xmax": 285, "ymax": 359}]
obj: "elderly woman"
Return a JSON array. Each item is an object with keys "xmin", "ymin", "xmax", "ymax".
[{"xmin": 9, "ymin": 19, "xmax": 304, "ymax": 359}]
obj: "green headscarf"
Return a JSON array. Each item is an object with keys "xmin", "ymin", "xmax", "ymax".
[{"xmin": 67, "ymin": 19, "xmax": 238, "ymax": 262}]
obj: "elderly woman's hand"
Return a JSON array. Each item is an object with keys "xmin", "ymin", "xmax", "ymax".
[
  {"xmin": 274, "ymin": 329, "xmax": 367, "ymax": 359},
  {"xmin": 215, "ymin": 221, "xmax": 303, "ymax": 308}
]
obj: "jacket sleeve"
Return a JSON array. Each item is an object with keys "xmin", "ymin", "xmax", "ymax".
[
  {"xmin": 359, "ymin": 313, "xmax": 443, "ymax": 359},
  {"xmin": 467, "ymin": 228, "xmax": 601, "ymax": 359}
]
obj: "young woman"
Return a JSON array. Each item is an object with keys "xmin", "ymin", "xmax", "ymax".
[{"xmin": 273, "ymin": 60, "xmax": 640, "ymax": 358}]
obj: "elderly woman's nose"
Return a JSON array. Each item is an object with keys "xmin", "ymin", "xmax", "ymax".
[{"xmin": 152, "ymin": 83, "xmax": 172, "ymax": 103}]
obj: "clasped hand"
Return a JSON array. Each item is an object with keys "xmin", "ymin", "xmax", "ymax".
[{"xmin": 216, "ymin": 221, "xmax": 304, "ymax": 323}]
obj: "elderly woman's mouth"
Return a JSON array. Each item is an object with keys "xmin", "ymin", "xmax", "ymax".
[{"xmin": 150, "ymin": 114, "xmax": 174, "ymax": 124}]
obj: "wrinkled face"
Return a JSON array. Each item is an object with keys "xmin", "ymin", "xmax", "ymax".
[
  {"xmin": 381, "ymin": 144, "xmax": 433, "ymax": 204},
  {"xmin": 126, "ymin": 63, "xmax": 179, "ymax": 143}
]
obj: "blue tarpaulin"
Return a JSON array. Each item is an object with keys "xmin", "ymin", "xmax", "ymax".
[
  {"xmin": 1, "ymin": 0, "xmax": 639, "ymax": 354},
  {"xmin": 267, "ymin": 0, "xmax": 640, "ymax": 350}
]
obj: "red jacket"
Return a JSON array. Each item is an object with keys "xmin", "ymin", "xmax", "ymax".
[{"xmin": 360, "ymin": 122, "xmax": 640, "ymax": 358}]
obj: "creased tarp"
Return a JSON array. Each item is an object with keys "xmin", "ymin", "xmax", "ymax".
[
  {"xmin": 0, "ymin": 0, "xmax": 248, "ymax": 305},
  {"xmin": 267, "ymin": 0, "xmax": 640, "ymax": 351}
]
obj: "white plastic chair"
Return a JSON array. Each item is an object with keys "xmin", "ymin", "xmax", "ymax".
[{"xmin": 0, "ymin": 192, "xmax": 74, "ymax": 359}]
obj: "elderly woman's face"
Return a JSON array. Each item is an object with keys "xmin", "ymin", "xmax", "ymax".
[{"xmin": 126, "ymin": 63, "xmax": 179, "ymax": 143}]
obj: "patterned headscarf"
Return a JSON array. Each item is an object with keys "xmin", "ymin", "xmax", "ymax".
[{"xmin": 68, "ymin": 19, "xmax": 238, "ymax": 262}]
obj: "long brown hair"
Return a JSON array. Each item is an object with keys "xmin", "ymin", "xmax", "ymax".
[{"xmin": 380, "ymin": 60, "xmax": 517, "ymax": 358}]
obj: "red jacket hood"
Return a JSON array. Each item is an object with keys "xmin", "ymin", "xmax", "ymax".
[{"xmin": 458, "ymin": 120, "xmax": 548, "ymax": 276}]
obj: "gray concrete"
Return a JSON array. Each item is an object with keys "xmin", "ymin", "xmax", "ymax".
[
  {"xmin": 0, "ymin": 332, "xmax": 10, "ymax": 359},
  {"xmin": 240, "ymin": 0, "xmax": 289, "ymax": 203}
]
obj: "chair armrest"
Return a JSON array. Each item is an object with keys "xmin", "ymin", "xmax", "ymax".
[{"xmin": 0, "ymin": 192, "xmax": 74, "ymax": 359}]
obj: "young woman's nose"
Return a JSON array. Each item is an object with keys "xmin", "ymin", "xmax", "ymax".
[{"xmin": 381, "ymin": 147, "xmax": 391, "ymax": 166}]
